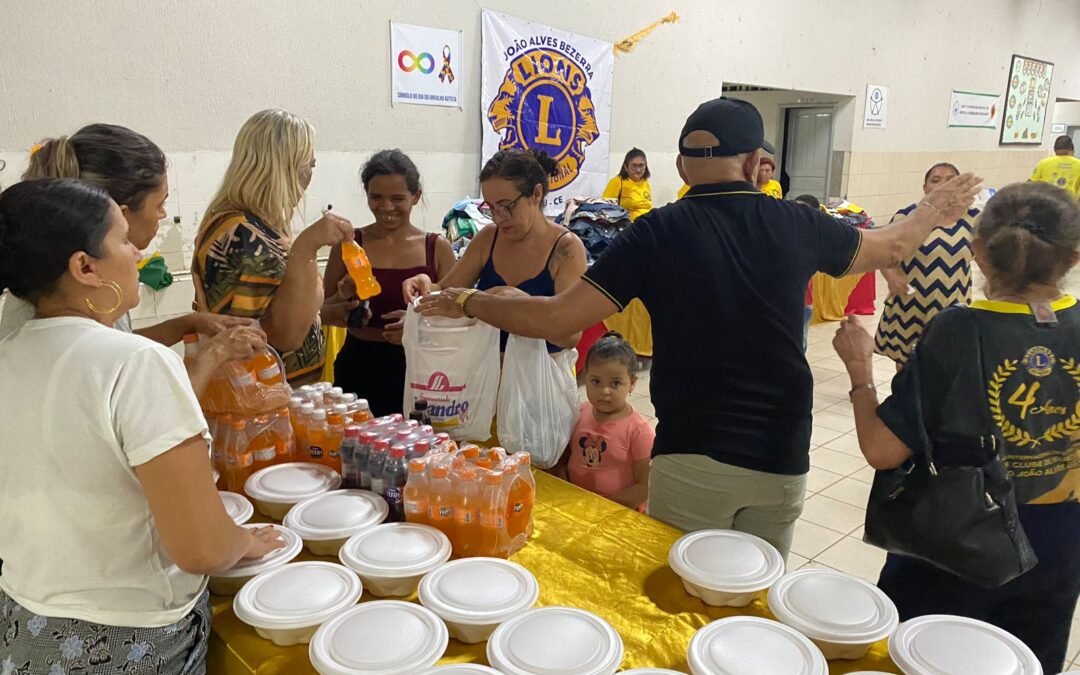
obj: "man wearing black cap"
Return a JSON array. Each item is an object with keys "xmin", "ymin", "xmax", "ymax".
[{"xmin": 419, "ymin": 97, "xmax": 981, "ymax": 559}]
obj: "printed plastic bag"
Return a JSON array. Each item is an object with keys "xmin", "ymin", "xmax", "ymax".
[
  {"xmin": 402, "ymin": 302, "xmax": 500, "ymax": 441},
  {"xmin": 497, "ymin": 336, "xmax": 580, "ymax": 469}
]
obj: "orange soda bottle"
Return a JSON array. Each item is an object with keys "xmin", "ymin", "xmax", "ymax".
[
  {"xmin": 306, "ymin": 408, "xmax": 329, "ymax": 465},
  {"xmin": 462, "ymin": 446, "xmax": 480, "ymax": 464},
  {"xmin": 404, "ymin": 459, "xmax": 429, "ymax": 525},
  {"xmin": 341, "ymin": 241, "xmax": 382, "ymax": 300},
  {"xmin": 506, "ymin": 454, "xmax": 535, "ymax": 541},
  {"xmin": 479, "ymin": 471, "xmax": 508, "ymax": 558},
  {"xmin": 476, "ymin": 456, "xmax": 494, "ymax": 471},
  {"xmin": 225, "ymin": 417, "xmax": 254, "ymax": 492},
  {"xmin": 248, "ymin": 414, "xmax": 277, "ymax": 472},
  {"xmin": 453, "ymin": 467, "xmax": 482, "ymax": 558},
  {"xmin": 325, "ymin": 404, "xmax": 347, "ymax": 473},
  {"xmin": 427, "ymin": 465, "xmax": 454, "ymax": 535},
  {"xmin": 272, "ymin": 407, "xmax": 295, "ymax": 463}
]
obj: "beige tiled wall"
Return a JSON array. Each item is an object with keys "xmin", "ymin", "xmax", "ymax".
[{"xmin": 840, "ymin": 149, "xmax": 1046, "ymax": 223}]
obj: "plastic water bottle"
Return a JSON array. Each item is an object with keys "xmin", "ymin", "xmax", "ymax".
[
  {"xmin": 369, "ymin": 439, "xmax": 391, "ymax": 496},
  {"xmin": 410, "ymin": 440, "xmax": 431, "ymax": 461},
  {"xmin": 383, "ymin": 446, "xmax": 409, "ymax": 521}
]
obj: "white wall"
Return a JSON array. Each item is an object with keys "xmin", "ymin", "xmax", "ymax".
[
  {"xmin": 2, "ymin": 0, "xmax": 1079, "ymax": 323},
  {"xmin": 1053, "ymin": 102, "xmax": 1080, "ymax": 126}
]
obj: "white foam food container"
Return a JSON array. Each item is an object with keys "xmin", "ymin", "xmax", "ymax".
[
  {"xmin": 486, "ymin": 606, "xmax": 624, "ymax": 675},
  {"xmin": 233, "ymin": 561, "xmax": 362, "ymax": 646},
  {"xmin": 419, "ymin": 665, "xmax": 504, "ymax": 674},
  {"xmin": 284, "ymin": 489, "xmax": 388, "ymax": 556},
  {"xmin": 244, "ymin": 462, "xmax": 342, "ymax": 520},
  {"xmin": 888, "ymin": 614, "xmax": 1042, "ymax": 675},
  {"xmin": 767, "ymin": 568, "xmax": 899, "ymax": 660},
  {"xmin": 668, "ymin": 529, "xmax": 785, "ymax": 607},
  {"xmin": 309, "ymin": 600, "xmax": 448, "ymax": 675},
  {"xmin": 419, "ymin": 557, "xmax": 539, "ymax": 644},
  {"xmin": 209, "ymin": 524, "xmax": 303, "ymax": 596},
  {"xmin": 220, "ymin": 490, "xmax": 254, "ymax": 525},
  {"xmin": 687, "ymin": 616, "xmax": 827, "ymax": 675},
  {"xmin": 338, "ymin": 523, "xmax": 452, "ymax": 597}
]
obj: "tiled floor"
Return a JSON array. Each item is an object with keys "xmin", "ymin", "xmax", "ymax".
[{"xmin": 607, "ymin": 269, "xmax": 1080, "ymax": 670}]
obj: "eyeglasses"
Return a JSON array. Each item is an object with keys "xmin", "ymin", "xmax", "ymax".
[{"xmin": 482, "ymin": 192, "xmax": 526, "ymax": 220}]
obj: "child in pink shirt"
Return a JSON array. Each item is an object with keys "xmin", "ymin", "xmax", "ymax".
[{"xmin": 559, "ymin": 332, "xmax": 654, "ymax": 510}]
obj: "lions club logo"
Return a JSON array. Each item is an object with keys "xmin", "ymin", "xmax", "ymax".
[{"xmin": 487, "ymin": 48, "xmax": 599, "ymax": 191}]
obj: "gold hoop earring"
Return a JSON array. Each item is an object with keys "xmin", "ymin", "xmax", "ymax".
[{"xmin": 85, "ymin": 280, "xmax": 124, "ymax": 316}]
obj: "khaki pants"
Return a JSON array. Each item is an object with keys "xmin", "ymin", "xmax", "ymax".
[{"xmin": 648, "ymin": 454, "xmax": 807, "ymax": 560}]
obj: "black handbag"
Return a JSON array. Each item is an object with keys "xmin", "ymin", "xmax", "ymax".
[{"xmin": 863, "ymin": 314, "xmax": 1038, "ymax": 588}]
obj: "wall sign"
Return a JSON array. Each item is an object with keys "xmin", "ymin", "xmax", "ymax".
[
  {"xmin": 863, "ymin": 85, "xmax": 889, "ymax": 129},
  {"xmin": 391, "ymin": 22, "xmax": 463, "ymax": 108},
  {"xmin": 948, "ymin": 90, "xmax": 1001, "ymax": 129},
  {"xmin": 1000, "ymin": 54, "xmax": 1054, "ymax": 145}
]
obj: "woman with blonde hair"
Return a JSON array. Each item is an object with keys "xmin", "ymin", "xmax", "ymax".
[{"xmin": 192, "ymin": 109, "xmax": 354, "ymax": 385}]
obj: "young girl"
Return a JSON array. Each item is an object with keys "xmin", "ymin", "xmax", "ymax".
[{"xmin": 561, "ymin": 332, "xmax": 654, "ymax": 510}]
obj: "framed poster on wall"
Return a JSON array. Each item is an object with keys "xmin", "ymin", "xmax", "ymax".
[{"xmin": 999, "ymin": 54, "xmax": 1054, "ymax": 145}]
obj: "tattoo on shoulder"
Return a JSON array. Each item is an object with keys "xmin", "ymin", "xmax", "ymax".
[{"xmin": 552, "ymin": 240, "xmax": 575, "ymax": 263}]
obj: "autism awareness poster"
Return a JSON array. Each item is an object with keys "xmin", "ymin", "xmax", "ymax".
[
  {"xmin": 1000, "ymin": 54, "xmax": 1054, "ymax": 145},
  {"xmin": 481, "ymin": 10, "xmax": 614, "ymax": 214},
  {"xmin": 391, "ymin": 22, "xmax": 463, "ymax": 108}
]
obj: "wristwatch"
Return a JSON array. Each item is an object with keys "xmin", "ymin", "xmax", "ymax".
[{"xmin": 455, "ymin": 288, "xmax": 481, "ymax": 317}]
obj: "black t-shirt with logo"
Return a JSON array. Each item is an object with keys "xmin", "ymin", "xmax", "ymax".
[
  {"xmin": 878, "ymin": 299, "xmax": 1080, "ymax": 507},
  {"xmin": 582, "ymin": 182, "xmax": 862, "ymax": 475}
]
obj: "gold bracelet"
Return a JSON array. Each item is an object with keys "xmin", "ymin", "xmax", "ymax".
[
  {"xmin": 455, "ymin": 288, "xmax": 480, "ymax": 317},
  {"xmin": 849, "ymin": 383, "xmax": 877, "ymax": 399},
  {"xmin": 919, "ymin": 200, "xmax": 944, "ymax": 218}
]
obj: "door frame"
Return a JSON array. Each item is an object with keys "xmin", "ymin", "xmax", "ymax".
[{"xmin": 778, "ymin": 103, "xmax": 837, "ymax": 201}]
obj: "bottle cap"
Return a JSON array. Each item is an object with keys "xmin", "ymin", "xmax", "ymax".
[
  {"xmin": 409, "ymin": 459, "xmax": 426, "ymax": 472},
  {"xmin": 356, "ymin": 398, "xmax": 370, "ymax": 409},
  {"xmin": 359, "ymin": 432, "xmax": 377, "ymax": 443},
  {"xmin": 413, "ymin": 441, "xmax": 430, "ymax": 455},
  {"xmin": 390, "ymin": 446, "xmax": 407, "ymax": 458},
  {"xmin": 301, "ymin": 403, "xmax": 315, "ymax": 415},
  {"xmin": 331, "ymin": 387, "xmax": 344, "ymax": 397},
  {"xmin": 431, "ymin": 466, "xmax": 450, "ymax": 478},
  {"xmin": 344, "ymin": 426, "xmax": 361, "ymax": 438},
  {"xmin": 483, "ymin": 471, "xmax": 503, "ymax": 485},
  {"xmin": 395, "ymin": 430, "xmax": 413, "ymax": 441},
  {"xmin": 183, "ymin": 333, "xmax": 199, "ymax": 344},
  {"xmin": 459, "ymin": 467, "xmax": 477, "ymax": 481},
  {"xmin": 312, "ymin": 409, "xmax": 327, "ymax": 420},
  {"xmin": 231, "ymin": 418, "xmax": 247, "ymax": 430},
  {"xmin": 334, "ymin": 404, "xmax": 349, "ymax": 415},
  {"xmin": 463, "ymin": 446, "xmax": 480, "ymax": 459},
  {"xmin": 341, "ymin": 393, "xmax": 357, "ymax": 404},
  {"xmin": 374, "ymin": 439, "xmax": 391, "ymax": 451}
]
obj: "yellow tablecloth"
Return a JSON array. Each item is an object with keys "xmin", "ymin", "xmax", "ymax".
[
  {"xmin": 602, "ymin": 299, "xmax": 653, "ymax": 357},
  {"xmin": 209, "ymin": 472, "xmax": 900, "ymax": 673}
]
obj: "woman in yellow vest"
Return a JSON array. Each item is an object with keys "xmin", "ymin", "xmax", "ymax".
[
  {"xmin": 601, "ymin": 149, "xmax": 654, "ymax": 355},
  {"xmin": 603, "ymin": 148, "xmax": 652, "ymax": 220}
]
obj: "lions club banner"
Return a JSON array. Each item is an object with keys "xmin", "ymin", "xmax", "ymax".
[
  {"xmin": 391, "ymin": 22, "xmax": 463, "ymax": 108},
  {"xmin": 481, "ymin": 10, "xmax": 613, "ymax": 213}
]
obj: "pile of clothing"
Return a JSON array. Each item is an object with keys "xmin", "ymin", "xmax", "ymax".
[
  {"xmin": 441, "ymin": 198, "xmax": 493, "ymax": 259},
  {"xmin": 555, "ymin": 198, "xmax": 632, "ymax": 265},
  {"xmin": 825, "ymin": 199, "xmax": 874, "ymax": 229}
]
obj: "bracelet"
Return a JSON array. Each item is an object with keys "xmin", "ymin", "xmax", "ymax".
[
  {"xmin": 849, "ymin": 383, "xmax": 877, "ymax": 399},
  {"xmin": 918, "ymin": 200, "xmax": 944, "ymax": 218},
  {"xmin": 455, "ymin": 288, "xmax": 480, "ymax": 317}
]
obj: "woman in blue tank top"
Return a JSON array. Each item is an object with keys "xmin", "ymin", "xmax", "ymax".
[{"xmin": 402, "ymin": 149, "xmax": 587, "ymax": 352}]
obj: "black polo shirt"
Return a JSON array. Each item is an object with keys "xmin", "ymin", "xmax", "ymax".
[{"xmin": 582, "ymin": 182, "xmax": 862, "ymax": 475}]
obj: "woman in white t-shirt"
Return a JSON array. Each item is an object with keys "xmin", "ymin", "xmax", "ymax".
[
  {"xmin": 0, "ymin": 179, "xmax": 283, "ymax": 674},
  {"xmin": 0, "ymin": 124, "xmax": 255, "ymax": 397}
]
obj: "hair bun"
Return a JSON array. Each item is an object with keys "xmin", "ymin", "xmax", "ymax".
[{"xmin": 528, "ymin": 148, "xmax": 559, "ymax": 177}]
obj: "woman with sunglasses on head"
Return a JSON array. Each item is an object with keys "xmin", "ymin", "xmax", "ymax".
[{"xmin": 402, "ymin": 148, "xmax": 587, "ymax": 353}]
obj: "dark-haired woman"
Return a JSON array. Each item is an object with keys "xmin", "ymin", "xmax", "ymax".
[
  {"xmin": 561, "ymin": 330, "xmax": 654, "ymax": 510},
  {"xmin": 874, "ymin": 162, "xmax": 981, "ymax": 366},
  {"xmin": 833, "ymin": 182, "xmax": 1080, "ymax": 673},
  {"xmin": 602, "ymin": 148, "xmax": 652, "ymax": 221},
  {"xmin": 322, "ymin": 150, "xmax": 454, "ymax": 416},
  {"xmin": 1, "ymin": 124, "xmax": 256, "ymax": 396},
  {"xmin": 403, "ymin": 148, "xmax": 587, "ymax": 353},
  {"xmin": 0, "ymin": 179, "xmax": 282, "ymax": 673}
]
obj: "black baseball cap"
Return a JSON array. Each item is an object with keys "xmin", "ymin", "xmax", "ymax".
[{"xmin": 679, "ymin": 97, "xmax": 776, "ymax": 158}]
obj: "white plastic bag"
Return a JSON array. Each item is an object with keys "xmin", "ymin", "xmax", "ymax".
[
  {"xmin": 402, "ymin": 302, "xmax": 501, "ymax": 442},
  {"xmin": 497, "ymin": 336, "xmax": 580, "ymax": 469}
]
